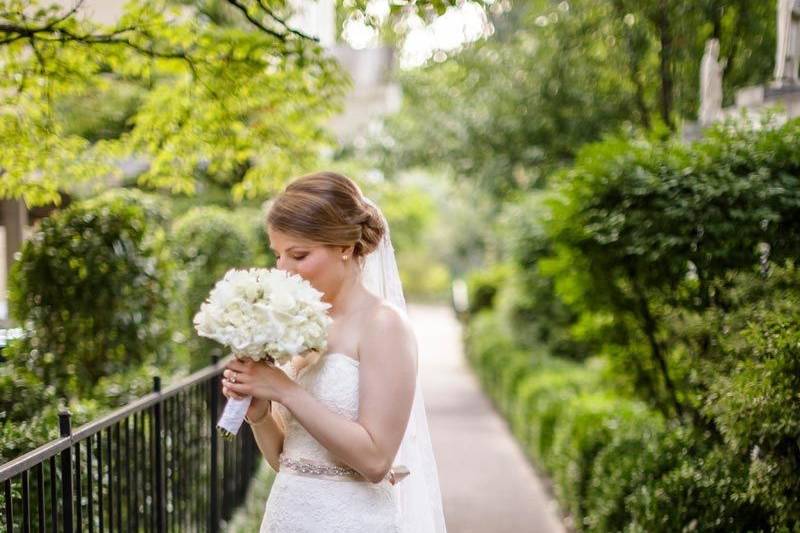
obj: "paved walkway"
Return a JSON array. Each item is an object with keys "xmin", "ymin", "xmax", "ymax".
[{"xmin": 408, "ymin": 303, "xmax": 566, "ymax": 533}]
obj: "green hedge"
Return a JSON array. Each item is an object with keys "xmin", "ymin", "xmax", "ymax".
[
  {"xmin": 583, "ymin": 415, "xmax": 666, "ymax": 531},
  {"xmin": 463, "ymin": 307, "xmax": 785, "ymax": 532},
  {"xmin": 550, "ymin": 393, "xmax": 654, "ymax": 528},
  {"xmin": 464, "ymin": 119, "xmax": 800, "ymax": 531}
]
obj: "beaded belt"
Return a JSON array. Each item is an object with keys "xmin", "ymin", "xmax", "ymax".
[{"xmin": 279, "ymin": 454, "xmax": 389, "ymax": 483}]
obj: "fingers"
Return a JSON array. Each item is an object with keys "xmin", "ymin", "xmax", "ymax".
[
  {"xmin": 222, "ymin": 383, "xmax": 244, "ymax": 400},
  {"xmin": 221, "ymin": 379, "xmax": 251, "ymax": 398},
  {"xmin": 223, "ymin": 368, "xmax": 249, "ymax": 384}
]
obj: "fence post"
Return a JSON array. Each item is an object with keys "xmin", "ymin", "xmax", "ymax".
[
  {"xmin": 209, "ymin": 354, "xmax": 220, "ymax": 533},
  {"xmin": 58, "ymin": 410, "xmax": 73, "ymax": 533},
  {"xmin": 153, "ymin": 377, "xmax": 166, "ymax": 533}
]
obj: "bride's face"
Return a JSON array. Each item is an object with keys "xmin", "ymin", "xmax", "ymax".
[{"xmin": 267, "ymin": 227, "xmax": 350, "ymax": 298}]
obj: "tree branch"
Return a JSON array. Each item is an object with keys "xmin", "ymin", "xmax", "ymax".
[
  {"xmin": 224, "ymin": 0, "xmax": 287, "ymax": 41},
  {"xmin": 46, "ymin": 0, "xmax": 86, "ymax": 30},
  {"xmin": 255, "ymin": 0, "xmax": 319, "ymax": 42},
  {"xmin": 51, "ymin": 26, "xmax": 193, "ymax": 61},
  {"xmin": 0, "ymin": 20, "xmax": 201, "ymax": 75}
]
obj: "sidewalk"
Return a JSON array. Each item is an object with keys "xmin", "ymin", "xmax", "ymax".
[{"xmin": 409, "ymin": 303, "xmax": 566, "ymax": 533}]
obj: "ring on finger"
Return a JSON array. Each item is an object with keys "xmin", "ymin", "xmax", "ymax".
[{"xmin": 230, "ymin": 371, "xmax": 238, "ymax": 383}]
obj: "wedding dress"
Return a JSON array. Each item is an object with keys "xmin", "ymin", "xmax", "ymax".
[{"xmin": 260, "ymin": 352, "xmax": 401, "ymax": 533}]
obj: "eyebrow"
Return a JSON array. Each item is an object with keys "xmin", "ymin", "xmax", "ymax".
[{"xmin": 269, "ymin": 246, "xmax": 305, "ymax": 252}]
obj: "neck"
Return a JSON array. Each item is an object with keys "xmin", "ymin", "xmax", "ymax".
[{"xmin": 325, "ymin": 263, "xmax": 366, "ymax": 319}]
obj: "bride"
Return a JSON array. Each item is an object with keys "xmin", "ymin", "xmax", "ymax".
[{"xmin": 221, "ymin": 171, "xmax": 447, "ymax": 532}]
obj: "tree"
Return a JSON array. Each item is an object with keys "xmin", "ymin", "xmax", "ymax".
[
  {"xmin": 0, "ymin": 0, "xmax": 477, "ymax": 206},
  {"xmin": 376, "ymin": 0, "xmax": 775, "ymax": 200}
]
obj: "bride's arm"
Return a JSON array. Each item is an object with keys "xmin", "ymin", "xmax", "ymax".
[
  {"xmin": 279, "ymin": 305, "xmax": 417, "ymax": 483},
  {"xmin": 247, "ymin": 405, "xmax": 285, "ymax": 472}
]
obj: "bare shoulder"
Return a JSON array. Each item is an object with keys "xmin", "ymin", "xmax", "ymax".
[
  {"xmin": 368, "ymin": 300, "xmax": 413, "ymax": 332},
  {"xmin": 358, "ymin": 299, "xmax": 417, "ymax": 366},
  {"xmin": 367, "ymin": 299, "xmax": 415, "ymax": 342}
]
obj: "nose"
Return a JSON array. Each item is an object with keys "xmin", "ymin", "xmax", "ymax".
[{"xmin": 276, "ymin": 258, "xmax": 297, "ymax": 275}]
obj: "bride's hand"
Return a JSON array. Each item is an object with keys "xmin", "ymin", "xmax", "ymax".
[
  {"xmin": 221, "ymin": 376, "xmax": 271, "ymax": 420},
  {"xmin": 222, "ymin": 357, "xmax": 296, "ymax": 405}
]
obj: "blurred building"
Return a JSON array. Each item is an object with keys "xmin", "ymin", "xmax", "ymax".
[{"xmin": 287, "ymin": 0, "xmax": 402, "ymax": 144}]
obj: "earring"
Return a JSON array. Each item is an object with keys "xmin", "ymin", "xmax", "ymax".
[{"xmin": 342, "ymin": 255, "xmax": 348, "ymax": 261}]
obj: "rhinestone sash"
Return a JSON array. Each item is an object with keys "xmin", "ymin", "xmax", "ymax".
[{"xmin": 278, "ymin": 454, "xmax": 388, "ymax": 483}]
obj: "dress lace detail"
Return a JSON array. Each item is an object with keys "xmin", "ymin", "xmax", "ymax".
[{"xmin": 260, "ymin": 353, "xmax": 400, "ymax": 533}]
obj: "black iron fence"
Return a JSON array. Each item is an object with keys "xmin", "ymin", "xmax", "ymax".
[{"xmin": 1, "ymin": 356, "xmax": 261, "ymax": 532}]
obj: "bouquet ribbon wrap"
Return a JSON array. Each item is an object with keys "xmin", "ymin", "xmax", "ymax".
[
  {"xmin": 217, "ymin": 395, "xmax": 252, "ymax": 436},
  {"xmin": 217, "ymin": 354, "xmax": 276, "ymax": 438}
]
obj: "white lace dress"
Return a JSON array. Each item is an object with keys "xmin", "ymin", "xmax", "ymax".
[{"xmin": 260, "ymin": 352, "xmax": 400, "ymax": 533}]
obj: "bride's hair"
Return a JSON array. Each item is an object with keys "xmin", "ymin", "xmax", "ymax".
[{"xmin": 265, "ymin": 171, "xmax": 385, "ymax": 263}]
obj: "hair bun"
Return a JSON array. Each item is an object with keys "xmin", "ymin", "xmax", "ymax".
[
  {"xmin": 266, "ymin": 171, "xmax": 388, "ymax": 261},
  {"xmin": 355, "ymin": 201, "xmax": 386, "ymax": 257}
]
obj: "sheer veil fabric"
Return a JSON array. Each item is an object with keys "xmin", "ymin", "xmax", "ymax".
[{"xmin": 360, "ymin": 197, "xmax": 448, "ymax": 533}]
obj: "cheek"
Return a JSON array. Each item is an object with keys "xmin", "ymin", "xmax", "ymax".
[{"xmin": 296, "ymin": 254, "xmax": 330, "ymax": 282}]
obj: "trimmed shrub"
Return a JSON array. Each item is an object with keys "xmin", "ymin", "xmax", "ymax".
[
  {"xmin": 169, "ymin": 206, "xmax": 254, "ymax": 367},
  {"xmin": 702, "ymin": 277, "xmax": 800, "ymax": 529},
  {"xmin": 227, "ymin": 204, "xmax": 274, "ymax": 268},
  {"xmin": 549, "ymin": 393, "xmax": 654, "ymax": 530},
  {"xmin": 6, "ymin": 192, "xmax": 176, "ymax": 397},
  {"xmin": 519, "ymin": 365, "xmax": 597, "ymax": 468},
  {"xmin": 625, "ymin": 444, "xmax": 771, "ymax": 532},
  {"xmin": 584, "ymin": 415, "xmax": 666, "ymax": 531}
]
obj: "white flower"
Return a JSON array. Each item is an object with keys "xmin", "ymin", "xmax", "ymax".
[{"xmin": 192, "ymin": 267, "xmax": 332, "ymax": 365}]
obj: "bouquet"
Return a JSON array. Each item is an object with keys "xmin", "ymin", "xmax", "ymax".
[{"xmin": 193, "ymin": 267, "xmax": 332, "ymax": 438}]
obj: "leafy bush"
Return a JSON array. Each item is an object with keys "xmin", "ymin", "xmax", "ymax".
[
  {"xmin": 516, "ymin": 364, "xmax": 596, "ymax": 467},
  {"xmin": 701, "ymin": 267, "xmax": 800, "ymax": 529},
  {"xmin": 461, "ymin": 92, "xmax": 800, "ymax": 533},
  {"xmin": 6, "ymin": 191, "xmax": 176, "ymax": 397},
  {"xmin": 464, "ymin": 262, "xmax": 514, "ymax": 315},
  {"xmin": 462, "ymin": 309, "xmax": 515, "ymax": 373},
  {"xmin": 542, "ymin": 118, "xmax": 800, "ymax": 421},
  {"xmin": 169, "ymin": 206, "xmax": 254, "ymax": 367},
  {"xmin": 0, "ymin": 364, "xmax": 58, "ymax": 424},
  {"xmin": 625, "ymin": 444, "xmax": 771, "ymax": 532},
  {"xmin": 495, "ymin": 268, "xmax": 588, "ymax": 360},
  {"xmin": 584, "ymin": 415, "xmax": 667, "ymax": 531},
  {"xmin": 550, "ymin": 393, "xmax": 653, "ymax": 529},
  {"xmin": 227, "ymin": 204, "xmax": 274, "ymax": 268}
]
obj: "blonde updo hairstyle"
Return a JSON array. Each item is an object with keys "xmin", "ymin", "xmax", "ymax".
[{"xmin": 266, "ymin": 171, "xmax": 386, "ymax": 268}]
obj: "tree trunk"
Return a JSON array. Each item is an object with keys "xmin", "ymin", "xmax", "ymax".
[
  {"xmin": 654, "ymin": 0, "xmax": 675, "ymax": 129},
  {"xmin": 627, "ymin": 265, "xmax": 684, "ymax": 419}
]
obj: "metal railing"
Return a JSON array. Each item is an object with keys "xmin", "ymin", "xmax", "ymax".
[{"xmin": 1, "ymin": 355, "xmax": 261, "ymax": 532}]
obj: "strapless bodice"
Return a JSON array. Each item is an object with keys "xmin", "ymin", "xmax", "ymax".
[{"xmin": 275, "ymin": 352, "xmax": 360, "ymax": 466}]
